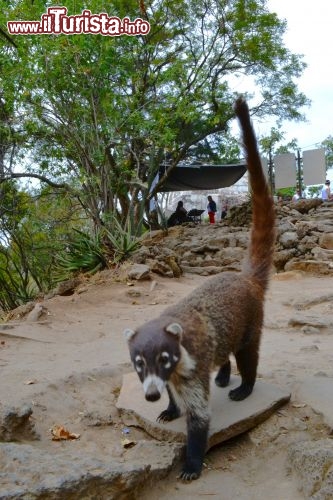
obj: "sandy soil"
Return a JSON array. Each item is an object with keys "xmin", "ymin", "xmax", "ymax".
[{"xmin": 1, "ymin": 269, "xmax": 332, "ymax": 499}]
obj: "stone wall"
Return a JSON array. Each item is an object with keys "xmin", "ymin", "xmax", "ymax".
[{"xmin": 131, "ymin": 200, "xmax": 333, "ymax": 278}]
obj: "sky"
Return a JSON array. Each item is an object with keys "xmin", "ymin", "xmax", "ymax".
[{"xmin": 257, "ymin": 0, "xmax": 333, "ymax": 152}]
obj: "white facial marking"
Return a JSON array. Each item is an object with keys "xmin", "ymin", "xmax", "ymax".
[
  {"xmin": 143, "ymin": 374, "xmax": 166, "ymax": 395},
  {"xmin": 135, "ymin": 354, "xmax": 145, "ymax": 373}
]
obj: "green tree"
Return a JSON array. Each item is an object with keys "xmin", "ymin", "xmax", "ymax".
[
  {"xmin": 321, "ymin": 136, "xmax": 333, "ymax": 170},
  {"xmin": 1, "ymin": 0, "xmax": 309, "ymax": 231},
  {"xmin": 0, "ymin": 182, "xmax": 85, "ymax": 310},
  {"xmin": 259, "ymin": 126, "xmax": 299, "ymax": 192}
]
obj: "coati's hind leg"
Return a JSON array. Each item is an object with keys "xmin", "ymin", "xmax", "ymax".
[
  {"xmin": 229, "ymin": 339, "xmax": 259, "ymax": 401},
  {"xmin": 215, "ymin": 360, "xmax": 231, "ymax": 387},
  {"xmin": 157, "ymin": 384, "xmax": 181, "ymax": 422}
]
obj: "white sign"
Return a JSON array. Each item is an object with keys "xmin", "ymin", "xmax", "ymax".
[
  {"xmin": 274, "ymin": 153, "xmax": 296, "ymax": 189},
  {"xmin": 303, "ymin": 148, "xmax": 326, "ymax": 186}
]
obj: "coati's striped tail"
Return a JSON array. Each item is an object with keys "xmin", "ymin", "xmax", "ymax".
[{"xmin": 234, "ymin": 97, "xmax": 276, "ymax": 292}]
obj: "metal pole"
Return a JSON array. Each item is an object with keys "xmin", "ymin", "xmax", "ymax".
[
  {"xmin": 297, "ymin": 149, "xmax": 302, "ymax": 197},
  {"xmin": 269, "ymin": 148, "xmax": 274, "ymax": 193}
]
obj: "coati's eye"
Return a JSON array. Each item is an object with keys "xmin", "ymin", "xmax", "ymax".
[
  {"xmin": 135, "ymin": 355, "xmax": 145, "ymax": 372},
  {"xmin": 159, "ymin": 352, "xmax": 171, "ymax": 368}
]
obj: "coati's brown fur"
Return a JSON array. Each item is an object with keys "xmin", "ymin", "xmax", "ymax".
[{"xmin": 124, "ymin": 97, "xmax": 276, "ymax": 481}]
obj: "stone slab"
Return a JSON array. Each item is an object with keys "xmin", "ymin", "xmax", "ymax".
[
  {"xmin": 117, "ymin": 373, "xmax": 291, "ymax": 449},
  {"xmin": 296, "ymin": 376, "xmax": 333, "ymax": 429}
]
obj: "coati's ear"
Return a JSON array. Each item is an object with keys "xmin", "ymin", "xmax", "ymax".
[
  {"xmin": 165, "ymin": 323, "xmax": 183, "ymax": 339},
  {"xmin": 123, "ymin": 328, "xmax": 137, "ymax": 342}
]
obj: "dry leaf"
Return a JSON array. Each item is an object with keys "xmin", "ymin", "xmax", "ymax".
[
  {"xmin": 121, "ymin": 438, "xmax": 136, "ymax": 449},
  {"xmin": 51, "ymin": 425, "xmax": 80, "ymax": 441}
]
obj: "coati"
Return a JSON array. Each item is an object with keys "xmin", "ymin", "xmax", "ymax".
[{"xmin": 124, "ymin": 97, "xmax": 276, "ymax": 481}]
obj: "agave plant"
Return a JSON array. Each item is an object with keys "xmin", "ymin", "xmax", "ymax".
[
  {"xmin": 0, "ymin": 266, "xmax": 36, "ymax": 311},
  {"xmin": 56, "ymin": 229, "xmax": 108, "ymax": 279},
  {"xmin": 103, "ymin": 214, "xmax": 141, "ymax": 263}
]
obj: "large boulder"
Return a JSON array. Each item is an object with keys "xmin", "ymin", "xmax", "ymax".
[
  {"xmin": 319, "ymin": 233, "xmax": 333, "ymax": 250},
  {"xmin": 287, "ymin": 439, "xmax": 333, "ymax": 500}
]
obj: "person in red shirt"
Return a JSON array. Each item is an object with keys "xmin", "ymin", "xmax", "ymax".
[{"xmin": 207, "ymin": 195, "xmax": 217, "ymax": 223}]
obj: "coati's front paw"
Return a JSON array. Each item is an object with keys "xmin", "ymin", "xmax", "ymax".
[
  {"xmin": 157, "ymin": 407, "xmax": 180, "ymax": 423},
  {"xmin": 177, "ymin": 459, "xmax": 203, "ymax": 481},
  {"xmin": 229, "ymin": 382, "xmax": 253, "ymax": 401}
]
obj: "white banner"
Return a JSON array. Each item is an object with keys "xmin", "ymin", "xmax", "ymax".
[
  {"xmin": 274, "ymin": 153, "xmax": 296, "ymax": 189},
  {"xmin": 303, "ymin": 148, "xmax": 326, "ymax": 186}
]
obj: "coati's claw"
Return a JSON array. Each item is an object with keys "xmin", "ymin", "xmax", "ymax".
[
  {"xmin": 177, "ymin": 455, "xmax": 204, "ymax": 481},
  {"xmin": 229, "ymin": 383, "xmax": 253, "ymax": 401},
  {"xmin": 177, "ymin": 469, "xmax": 201, "ymax": 481},
  {"xmin": 157, "ymin": 408, "xmax": 180, "ymax": 422}
]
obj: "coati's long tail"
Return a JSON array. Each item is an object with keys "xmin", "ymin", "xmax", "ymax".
[{"xmin": 234, "ymin": 97, "xmax": 276, "ymax": 292}]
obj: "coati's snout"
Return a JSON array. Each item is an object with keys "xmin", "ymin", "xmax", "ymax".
[
  {"xmin": 143, "ymin": 375, "xmax": 165, "ymax": 401},
  {"xmin": 145, "ymin": 386, "xmax": 161, "ymax": 402}
]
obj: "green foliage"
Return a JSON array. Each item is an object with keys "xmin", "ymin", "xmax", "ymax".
[
  {"xmin": 320, "ymin": 136, "xmax": 333, "ymax": 170},
  {"xmin": 307, "ymin": 185, "xmax": 322, "ymax": 199},
  {"xmin": 276, "ymin": 187, "xmax": 295, "ymax": 200},
  {"xmin": 0, "ymin": 182, "xmax": 86, "ymax": 310},
  {"xmin": 1, "ymin": 0, "xmax": 309, "ymax": 231},
  {"xmin": 0, "ymin": 250, "xmax": 35, "ymax": 311},
  {"xmin": 56, "ymin": 229, "xmax": 107, "ymax": 279},
  {"xmin": 0, "ymin": 0, "xmax": 313, "ymax": 309}
]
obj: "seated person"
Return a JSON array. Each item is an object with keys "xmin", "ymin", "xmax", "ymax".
[{"xmin": 167, "ymin": 201, "xmax": 188, "ymax": 227}]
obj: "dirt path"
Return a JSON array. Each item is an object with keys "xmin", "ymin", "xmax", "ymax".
[{"xmin": 1, "ymin": 270, "xmax": 332, "ymax": 498}]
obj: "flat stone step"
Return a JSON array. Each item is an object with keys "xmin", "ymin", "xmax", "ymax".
[{"xmin": 117, "ymin": 372, "xmax": 291, "ymax": 449}]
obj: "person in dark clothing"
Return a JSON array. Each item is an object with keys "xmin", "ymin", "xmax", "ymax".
[
  {"xmin": 167, "ymin": 200, "xmax": 188, "ymax": 227},
  {"xmin": 221, "ymin": 200, "xmax": 228, "ymax": 220},
  {"xmin": 207, "ymin": 195, "xmax": 217, "ymax": 224}
]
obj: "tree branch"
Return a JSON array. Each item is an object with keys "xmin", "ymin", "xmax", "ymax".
[{"xmin": 0, "ymin": 172, "xmax": 69, "ymax": 189}]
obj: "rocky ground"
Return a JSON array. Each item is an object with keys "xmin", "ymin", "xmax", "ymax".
[{"xmin": 0, "ymin": 200, "xmax": 333, "ymax": 499}]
